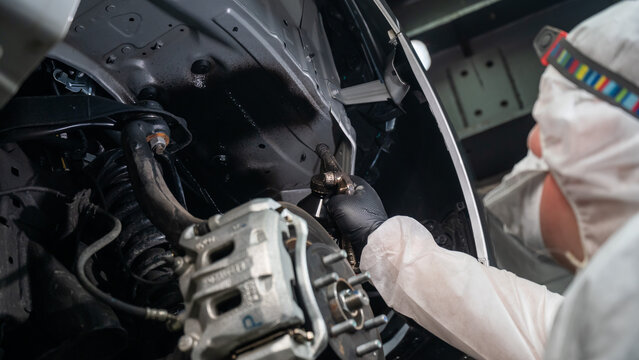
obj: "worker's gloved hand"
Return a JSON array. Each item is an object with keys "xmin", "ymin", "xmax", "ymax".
[{"xmin": 326, "ymin": 176, "xmax": 388, "ymax": 258}]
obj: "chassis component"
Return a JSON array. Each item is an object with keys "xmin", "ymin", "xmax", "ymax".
[{"xmin": 177, "ymin": 199, "xmax": 384, "ymax": 360}]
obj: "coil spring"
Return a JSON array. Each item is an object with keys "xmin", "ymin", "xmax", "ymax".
[{"xmin": 97, "ymin": 149, "xmax": 182, "ymax": 310}]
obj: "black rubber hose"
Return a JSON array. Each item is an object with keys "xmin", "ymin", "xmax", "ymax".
[
  {"xmin": 76, "ymin": 205, "xmax": 179, "ymax": 324},
  {"xmin": 0, "ymin": 186, "xmax": 67, "ymax": 198},
  {"xmin": 121, "ymin": 119, "xmax": 203, "ymax": 243}
]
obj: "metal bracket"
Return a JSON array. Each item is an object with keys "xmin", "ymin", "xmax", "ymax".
[
  {"xmin": 333, "ymin": 80, "xmax": 390, "ymax": 105},
  {"xmin": 332, "ymin": 48, "xmax": 409, "ymax": 106},
  {"xmin": 52, "ymin": 69, "xmax": 95, "ymax": 95}
]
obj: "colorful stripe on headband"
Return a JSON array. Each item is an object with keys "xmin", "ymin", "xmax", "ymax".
[{"xmin": 544, "ymin": 38, "xmax": 639, "ymax": 119}]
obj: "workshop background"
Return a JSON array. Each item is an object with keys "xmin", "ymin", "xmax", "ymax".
[{"xmin": 389, "ymin": 0, "xmax": 619, "ymax": 187}]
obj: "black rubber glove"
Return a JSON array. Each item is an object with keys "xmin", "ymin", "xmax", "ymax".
[{"xmin": 326, "ymin": 176, "xmax": 388, "ymax": 258}]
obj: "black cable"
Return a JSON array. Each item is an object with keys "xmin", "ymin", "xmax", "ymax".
[
  {"xmin": 0, "ymin": 122, "xmax": 115, "ymax": 145},
  {"xmin": 76, "ymin": 205, "xmax": 179, "ymax": 324},
  {"xmin": 157, "ymin": 154, "xmax": 187, "ymax": 209},
  {"xmin": 0, "ymin": 122, "xmax": 116, "ymax": 143},
  {"xmin": 0, "ymin": 186, "xmax": 67, "ymax": 198}
]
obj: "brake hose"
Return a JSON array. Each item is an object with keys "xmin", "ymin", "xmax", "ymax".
[{"xmin": 76, "ymin": 205, "xmax": 180, "ymax": 325}]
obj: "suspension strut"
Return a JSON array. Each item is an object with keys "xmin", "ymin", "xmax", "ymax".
[
  {"xmin": 96, "ymin": 104, "xmax": 204, "ymax": 309},
  {"xmin": 97, "ymin": 149, "xmax": 181, "ymax": 309}
]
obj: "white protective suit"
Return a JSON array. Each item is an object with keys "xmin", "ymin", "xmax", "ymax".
[
  {"xmin": 544, "ymin": 213, "xmax": 639, "ymax": 360},
  {"xmin": 486, "ymin": 0, "xmax": 639, "ymax": 271},
  {"xmin": 362, "ymin": 214, "xmax": 639, "ymax": 360},
  {"xmin": 361, "ymin": 216, "xmax": 563, "ymax": 360},
  {"xmin": 360, "ymin": 2, "xmax": 639, "ymax": 359}
]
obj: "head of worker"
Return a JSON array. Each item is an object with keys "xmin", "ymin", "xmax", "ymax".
[{"xmin": 488, "ymin": 1, "xmax": 639, "ymax": 272}]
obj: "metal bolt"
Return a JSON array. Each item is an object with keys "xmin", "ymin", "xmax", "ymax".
[
  {"xmin": 178, "ymin": 334, "xmax": 196, "ymax": 352},
  {"xmin": 313, "ymin": 272, "xmax": 339, "ymax": 289},
  {"xmin": 151, "ymin": 41, "xmax": 164, "ymax": 50},
  {"xmin": 121, "ymin": 45, "xmax": 132, "ymax": 54},
  {"xmin": 105, "ymin": 4, "xmax": 116, "ymax": 12},
  {"xmin": 356, "ymin": 340, "xmax": 382, "ymax": 356},
  {"xmin": 387, "ymin": 29, "xmax": 398, "ymax": 45},
  {"xmin": 290, "ymin": 329, "xmax": 314, "ymax": 343},
  {"xmin": 348, "ymin": 272, "xmax": 371, "ymax": 286},
  {"xmin": 329, "ymin": 319, "xmax": 357, "ymax": 337},
  {"xmin": 173, "ymin": 256, "xmax": 188, "ymax": 275},
  {"xmin": 322, "ymin": 250, "xmax": 347, "ymax": 265},
  {"xmin": 106, "ymin": 55, "xmax": 116, "ymax": 64},
  {"xmin": 149, "ymin": 135, "xmax": 167, "ymax": 154},
  {"xmin": 341, "ymin": 289, "xmax": 369, "ymax": 311},
  {"xmin": 74, "ymin": 25, "xmax": 86, "ymax": 32},
  {"xmin": 364, "ymin": 315, "xmax": 388, "ymax": 330}
]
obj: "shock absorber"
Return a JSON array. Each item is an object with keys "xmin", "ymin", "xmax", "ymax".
[
  {"xmin": 96, "ymin": 149, "xmax": 182, "ymax": 310},
  {"xmin": 95, "ymin": 105, "xmax": 200, "ymax": 311}
]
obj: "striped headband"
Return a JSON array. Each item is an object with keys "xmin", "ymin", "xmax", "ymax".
[{"xmin": 533, "ymin": 26, "xmax": 639, "ymax": 120}]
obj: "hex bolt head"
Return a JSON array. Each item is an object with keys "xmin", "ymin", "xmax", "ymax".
[
  {"xmin": 329, "ymin": 319, "xmax": 357, "ymax": 337},
  {"xmin": 173, "ymin": 256, "xmax": 188, "ymax": 275},
  {"xmin": 364, "ymin": 315, "xmax": 388, "ymax": 330},
  {"xmin": 178, "ymin": 334, "xmax": 196, "ymax": 352},
  {"xmin": 313, "ymin": 272, "xmax": 339, "ymax": 289},
  {"xmin": 347, "ymin": 272, "xmax": 371, "ymax": 286},
  {"xmin": 149, "ymin": 135, "xmax": 168, "ymax": 154},
  {"xmin": 322, "ymin": 250, "xmax": 347, "ymax": 265},
  {"xmin": 356, "ymin": 340, "xmax": 382, "ymax": 356}
]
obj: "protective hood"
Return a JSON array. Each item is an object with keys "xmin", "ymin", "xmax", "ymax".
[{"xmin": 533, "ymin": 0, "xmax": 639, "ymax": 259}]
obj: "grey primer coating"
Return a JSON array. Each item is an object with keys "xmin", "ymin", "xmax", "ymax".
[
  {"xmin": 50, "ymin": 0, "xmax": 356, "ymax": 180},
  {"xmin": 178, "ymin": 199, "xmax": 317, "ymax": 359}
]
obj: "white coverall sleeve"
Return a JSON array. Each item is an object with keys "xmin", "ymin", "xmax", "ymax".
[{"xmin": 360, "ymin": 216, "xmax": 564, "ymax": 360}]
